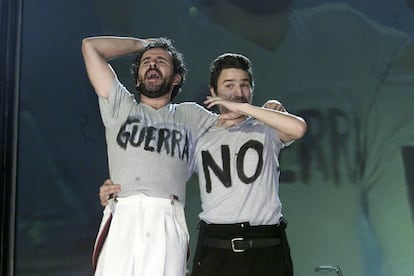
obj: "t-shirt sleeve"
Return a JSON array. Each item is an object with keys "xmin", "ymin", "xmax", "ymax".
[
  {"xmin": 260, "ymin": 121, "xmax": 290, "ymax": 152},
  {"xmin": 179, "ymin": 102, "xmax": 218, "ymax": 140},
  {"xmin": 98, "ymin": 78, "xmax": 136, "ymax": 128}
]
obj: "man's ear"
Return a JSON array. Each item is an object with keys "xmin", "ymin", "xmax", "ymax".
[
  {"xmin": 210, "ymin": 86, "xmax": 217, "ymax": 97},
  {"xmin": 136, "ymin": 74, "xmax": 142, "ymax": 87},
  {"xmin": 173, "ymin": 74, "xmax": 182, "ymax": 86}
]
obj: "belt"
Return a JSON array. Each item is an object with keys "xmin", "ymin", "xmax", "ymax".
[{"xmin": 204, "ymin": 236, "xmax": 281, "ymax": 253}]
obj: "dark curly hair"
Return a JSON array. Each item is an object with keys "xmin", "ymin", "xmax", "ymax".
[
  {"xmin": 131, "ymin": 38, "xmax": 187, "ymax": 101},
  {"xmin": 209, "ymin": 53, "xmax": 254, "ymax": 91}
]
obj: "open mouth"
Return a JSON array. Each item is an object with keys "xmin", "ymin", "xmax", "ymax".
[{"xmin": 145, "ymin": 70, "xmax": 161, "ymax": 80}]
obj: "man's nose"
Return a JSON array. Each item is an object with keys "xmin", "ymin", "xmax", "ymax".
[
  {"xmin": 234, "ymin": 85, "xmax": 243, "ymax": 96},
  {"xmin": 149, "ymin": 61, "xmax": 158, "ymax": 68}
]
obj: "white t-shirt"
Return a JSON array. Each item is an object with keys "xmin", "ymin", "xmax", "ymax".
[
  {"xmin": 99, "ymin": 78, "xmax": 217, "ymax": 203},
  {"xmin": 194, "ymin": 118, "xmax": 287, "ymax": 225}
]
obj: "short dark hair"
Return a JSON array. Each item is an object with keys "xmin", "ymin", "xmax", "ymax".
[
  {"xmin": 209, "ymin": 53, "xmax": 254, "ymax": 90},
  {"xmin": 131, "ymin": 38, "xmax": 186, "ymax": 100}
]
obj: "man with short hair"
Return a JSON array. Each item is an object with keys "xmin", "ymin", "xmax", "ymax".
[
  {"xmin": 191, "ymin": 53, "xmax": 305, "ymax": 276},
  {"xmin": 82, "ymin": 36, "xmax": 217, "ymax": 276}
]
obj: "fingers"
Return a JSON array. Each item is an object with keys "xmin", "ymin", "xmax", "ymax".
[
  {"xmin": 204, "ymin": 96, "xmax": 240, "ymax": 111},
  {"xmin": 99, "ymin": 179, "xmax": 121, "ymax": 207},
  {"xmin": 263, "ymin": 99, "xmax": 281, "ymax": 109},
  {"xmin": 204, "ymin": 96, "xmax": 220, "ymax": 109},
  {"xmin": 103, "ymin": 179, "xmax": 113, "ymax": 186},
  {"xmin": 263, "ymin": 100, "xmax": 286, "ymax": 112}
]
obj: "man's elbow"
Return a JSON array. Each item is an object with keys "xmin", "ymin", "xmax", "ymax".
[
  {"xmin": 81, "ymin": 37, "xmax": 93, "ymax": 55},
  {"xmin": 293, "ymin": 119, "xmax": 307, "ymax": 139}
]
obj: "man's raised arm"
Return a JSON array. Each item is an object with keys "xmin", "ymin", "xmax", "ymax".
[
  {"xmin": 205, "ymin": 97, "xmax": 307, "ymax": 143},
  {"xmin": 81, "ymin": 36, "xmax": 146, "ymax": 98}
]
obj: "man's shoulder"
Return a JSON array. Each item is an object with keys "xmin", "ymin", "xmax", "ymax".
[
  {"xmin": 174, "ymin": 101, "xmax": 202, "ymax": 108},
  {"xmin": 174, "ymin": 102, "xmax": 216, "ymax": 115}
]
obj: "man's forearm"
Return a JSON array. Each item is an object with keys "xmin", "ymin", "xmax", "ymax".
[
  {"xmin": 241, "ymin": 103, "xmax": 307, "ymax": 140},
  {"xmin": 82, "ymin": 36, "xmax": 147, "ymax": 60}
]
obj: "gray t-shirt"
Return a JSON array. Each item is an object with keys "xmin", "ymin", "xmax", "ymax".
[
  {"xmin": 98, "ymin": 79, "xmax": 217, "ymax": 203},
  {"xmin": 194, "ymin": 117, "xmax": 287, "ymax": 225}
]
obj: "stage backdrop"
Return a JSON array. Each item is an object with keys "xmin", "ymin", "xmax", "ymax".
[{"xmin": 15, "ymin": 0, "xmax": 414, "ymax": 275}]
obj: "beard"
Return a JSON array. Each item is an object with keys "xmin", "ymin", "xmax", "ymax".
[
  {"xmin": 136, "ymin": 69, "xmax": 174, "ymax": 99},
  {"xmin": 138, "ymin": 81, "xmax": 172, "ymax": 99}
]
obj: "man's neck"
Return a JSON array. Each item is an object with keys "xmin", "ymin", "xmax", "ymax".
[{"xmin": 140, "ymin": 94, "xmax": 171, "ymax": 110}]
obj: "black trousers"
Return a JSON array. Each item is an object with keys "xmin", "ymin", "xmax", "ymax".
[{"xmin": 191, "ymin": 218, "xmax": 294, "ymax": 276}]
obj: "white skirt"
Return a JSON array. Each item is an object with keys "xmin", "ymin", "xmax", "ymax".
[{"xmin": 94, "ymin": 194, "xmax": 189, "ymax": 276}]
